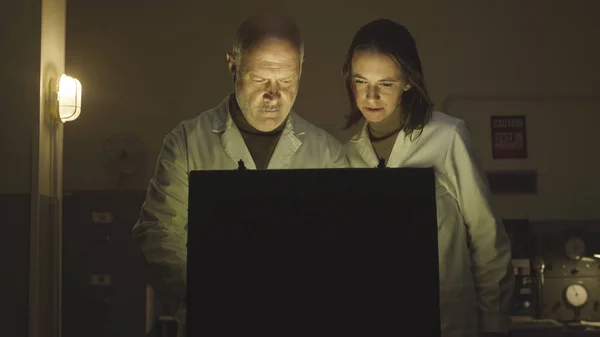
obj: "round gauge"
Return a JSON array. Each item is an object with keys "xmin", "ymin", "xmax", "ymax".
[
  {"xmin": 564, "ymin": 236, "xmax": 586, "ymax": 260},
  {"xmin": 564, "ymin": 283, "xmax": 588, "ymax": 308}
]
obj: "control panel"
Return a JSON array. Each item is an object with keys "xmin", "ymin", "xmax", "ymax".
[{"xmin": 534, "ymin": 226, "xmax": 600, "ymax": 322}]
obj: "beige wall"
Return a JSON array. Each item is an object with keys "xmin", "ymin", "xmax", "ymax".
[
  {"xmin": 0, "ymin": 0, "xmax": 39, "ymax": 194},
  {"xmin": 447, "ymin": 98, "xmax": 600, "ymax": 221},
  {"xmin": 0, "ymin": 0, "xmax": 41, "ymax": 335},
  {"xmin": 63, "ymin": 1, "xmax": 600, "ymax": 218},
  {"xmin": 0, "ymin": 0, "xmax": 65, "ymax": 335}
]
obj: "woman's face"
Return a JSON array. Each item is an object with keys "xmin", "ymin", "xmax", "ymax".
[{"xmin": 350, "ymin": 50, "xmax": 410, "ymax": 123}]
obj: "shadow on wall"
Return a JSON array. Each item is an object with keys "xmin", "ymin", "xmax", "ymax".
[
  {"xmin": 63, "ymin": 1, "xmax": 600, "ymax": 191},
  {"xmin": 0, "ymin": 194, "xmax": 31, "ymax": 337}
]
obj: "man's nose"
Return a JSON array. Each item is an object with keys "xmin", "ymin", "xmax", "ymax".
[{"xmin": 263, "ymin": 81, "xmax": 281, "ymax": 101}]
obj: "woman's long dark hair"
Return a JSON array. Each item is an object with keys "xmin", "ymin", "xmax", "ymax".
[{"xmin": 343, "ymin": 19, "xmax": 433, "ymax": 140}]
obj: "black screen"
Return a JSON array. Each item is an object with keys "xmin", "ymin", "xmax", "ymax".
[{"xmin": 187, "ymin": 167, "xmax": 440, "ymax": 337}]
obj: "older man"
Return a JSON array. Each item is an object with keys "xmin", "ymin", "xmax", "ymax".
[{"xmin": 132, "ymin": 12, "xmax": 347, "ymax": 337}]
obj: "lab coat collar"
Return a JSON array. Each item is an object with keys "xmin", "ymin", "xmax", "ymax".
[
  {"xmin": 210, "ymin": 95, "xmax": 235, "ymax": 133},
  {"xmin": 211, "ymin": 94, "xmax": 306, "ymax": 135},
  {"xmin": 348, "ymin": 121, "xmax": 379, "ymax": 167},
  {"xmin": 347, "ymin": 119, "xmax": 408, "ymax": 168},
  {"xmin": 349, "ymin": 119, "xmax": 370, "ymax": 142},
  {"xmin": 211, "ymin": 93, "xmax": 305, "ymax": 169}
]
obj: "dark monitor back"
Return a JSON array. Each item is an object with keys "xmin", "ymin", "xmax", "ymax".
[{"xmin": 187, "ymin": 167, "xmax": 440, "ymax": 337}]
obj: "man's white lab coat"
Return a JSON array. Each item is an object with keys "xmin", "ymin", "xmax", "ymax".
[
  {"xmin": 344, "ymin": 111, "xmax": 514, "ymax": 337},
  {"xmin": 133, "ymin": 95, "xmax": 348, "ymax": 336}
]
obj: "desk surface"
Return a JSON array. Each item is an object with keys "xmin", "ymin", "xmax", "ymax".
[
  {"xmin": 509, "ymin": 316, "xmax": 600, "ymax": 336},
  {"xmin": 510, "ymin": 332, "xmax": 600, "ymax": 337}
]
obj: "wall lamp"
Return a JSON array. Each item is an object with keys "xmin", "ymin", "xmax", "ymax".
[{"xmin": 53, "ymin": 74, "xmax": 82, "ymax": 123}]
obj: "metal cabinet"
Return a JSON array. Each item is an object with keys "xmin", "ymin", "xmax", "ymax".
[{"xmin": 62, "ymin": 190, "xmax": 148, "ymax": 337}]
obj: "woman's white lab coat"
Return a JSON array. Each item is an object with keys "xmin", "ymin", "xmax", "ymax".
[
  {"xmin": 344, "ymin": 111, "xmax": 514, "ymax": 337},
  {"xmin": 133, "ymin": 95, "xmax": 348, "ymax": 337}
]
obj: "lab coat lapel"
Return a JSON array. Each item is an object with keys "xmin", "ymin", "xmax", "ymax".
[
  {"xmin": 221, "ymin": 125, "xmax": 256, "ymax": 170},
  {"xmin": 267, "ymin": 114, "xmax": 303, "ymax": 169},
  {"xmin": 351, "ymin": 122, "xmax": 379, "ymax": 168},
  {"xmin": 212, "ymin": 96, "xmax": 256, "ymax": 169},
  {"xmin": 386, "ymin": 131, "xmax": 407, "ymax": 168}
]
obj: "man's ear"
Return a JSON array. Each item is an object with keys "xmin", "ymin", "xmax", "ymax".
[
  {"xmin": 226, "ymin": 53, "xmax": 236, "ymax": 76},
  {"xmin": 299, "ymin": 57, "xmax": 304, "ymax": 78}
]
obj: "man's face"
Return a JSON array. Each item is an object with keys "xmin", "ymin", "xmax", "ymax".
[
  {"xmin": 351, "ymin": 50, "xmax": 410, "ymax": 124},
  {"xmin": 228, "ymin": 37, "xmax": 302, "ymax": 132}
]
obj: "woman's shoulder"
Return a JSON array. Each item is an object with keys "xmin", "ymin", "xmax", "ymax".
[
  {"xmin": 415, "ymin": 111, "xmax": 465, "ymax": 143},
  {"xmin": 427, "ymin": 111, "xmax": 464, "ymax": 130},
  {"xmin": 344, "ymin": 111, "xmax": 466, "ymax": 145}
]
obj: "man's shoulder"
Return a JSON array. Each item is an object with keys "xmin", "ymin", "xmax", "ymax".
[
  {"xmin": 290, "ymin": 112, "xmax": 342, "ymax": 148},
  {"xmin": 167, "ymin": 98, "xmax": 227, "ymax": 140},
  {"xmin": 178, "ymin": 109, "xmax": 214, "ymax": 133}
]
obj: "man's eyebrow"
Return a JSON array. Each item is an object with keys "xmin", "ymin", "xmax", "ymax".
[
  {"xmin": 247, "ymin": 72, "xmax": 269, "ymax": 78},
  {"xmin": 248, "ymin": 72, "xmax": 296, "ymax": 78}
]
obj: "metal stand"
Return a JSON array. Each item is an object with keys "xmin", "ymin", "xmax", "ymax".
[{"xmin": 532, "ymin": 256, "xmax": 545, "ymax": 319}]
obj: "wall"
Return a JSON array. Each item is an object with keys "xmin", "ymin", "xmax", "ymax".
[
  {"xmin": 64, "ymin": 1, "xmax": 600, "ymax": 218},
  {"xmin": 446, "ymin": 97, "xmax": 600, "ymax": 221},
  {"xmin": 0, "ymin": 0, "xmax": 38, "ymax": 194},
  {"xmin": 0, "ymin": 0, "xmax": 66, "ymax": 336},
  {"xmin": 0, "ymin": 0, "xmax": 40, "ymax": 335}
]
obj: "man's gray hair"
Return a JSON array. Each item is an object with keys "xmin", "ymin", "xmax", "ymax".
[{"xmin": 231, "ymin": 12, "xmax": 304, "ymax": 66}]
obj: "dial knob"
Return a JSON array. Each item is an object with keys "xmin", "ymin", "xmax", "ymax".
[
  {"xmin": 565, "ymin": 283, "xmax": 588, "ymax": 308},
  {"xmin": 565, "ymin": 236, "xmax": 585, "ymax": 260}
]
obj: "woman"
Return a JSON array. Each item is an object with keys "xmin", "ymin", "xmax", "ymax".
[{"xmin": 342, "ymin": 19, "xmax": 514, "ymax": 337}]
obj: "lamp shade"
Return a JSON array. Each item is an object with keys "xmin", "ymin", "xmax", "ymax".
[{"xmin": 57, "ymin": 74, "xmax": 82, "ymax": 122}]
